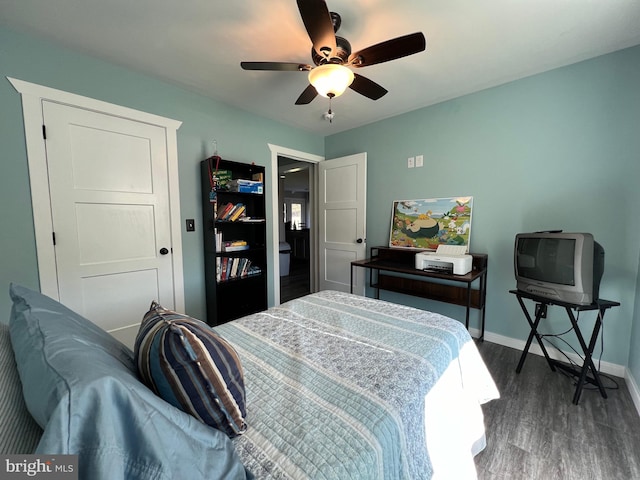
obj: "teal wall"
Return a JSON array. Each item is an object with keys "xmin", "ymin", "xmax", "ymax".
[
  {"xmin": 0, "ymin": 26, "xmax": 323, "ymax": 322},
  {"xmin": 326, "ymin": 45, "xmax": 640, "ymax": 373},
  {"xmin": 631, "ymin": 250, "xmax": 640, "ymax": 386},
  {"xmin": 2, "ymin": 24, "xmax": 639, "ymax": 388}
]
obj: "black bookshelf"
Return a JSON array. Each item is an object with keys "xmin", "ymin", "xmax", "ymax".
[{"xmin": 200, "ymin": 158, "xmax": 267, "ymax": 325}]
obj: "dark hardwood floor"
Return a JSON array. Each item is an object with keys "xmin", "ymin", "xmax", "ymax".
[
  {"xmin": 475, "ymin": 341, "xmax": 640, "ymax": 479},
  {"xmin": 280, "ymin": 258, "xmax": 310, "ymax": 304}
]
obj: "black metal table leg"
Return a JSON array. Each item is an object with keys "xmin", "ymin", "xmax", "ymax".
[
  {"xmin": 510, "ymin": 290, "xmax": 619, "ymax": 404},
  {"xmin": 515, "ymin": 297, "xmax": 556, "ymax": 373},
  {"xmin": 350, "ymin": 264, "xmax": 354, "ymax": 294},
  {"xmin": 372, "ymin": 268, "xmax": 379, "ymax": 299},
  {"xmin": 479, "ymin": 271, "xmax": 487, "ymax": 341},
  {"xmin": 465, "ymin": 283, "xmax": 471, "ymax": 330},
  {"xmin": 566, "ymin": 306, "xmax": 608, "ymax": 404}
]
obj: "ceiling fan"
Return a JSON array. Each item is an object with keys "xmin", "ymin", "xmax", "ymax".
[{"xmin": 240, "ymin": 0, "xmax": 426, "ymax": 105}]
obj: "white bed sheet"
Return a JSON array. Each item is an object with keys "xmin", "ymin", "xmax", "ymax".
[{"xmin": 425, "ymin": 341, "xmax": 499, "ymax": 479}]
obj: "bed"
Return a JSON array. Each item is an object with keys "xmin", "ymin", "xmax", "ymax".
[{"xmin": 4, "ymin": 285, "xmax": 498, "ymax": 479}]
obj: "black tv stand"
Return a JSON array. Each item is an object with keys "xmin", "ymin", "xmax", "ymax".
[{"xmin": 509, "ymin": 289, "xmax": 620, "ymax": 404}]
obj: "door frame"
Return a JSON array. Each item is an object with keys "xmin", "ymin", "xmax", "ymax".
[
  {"xmin": 268, "ymin": 144, "xmax": 323, "ymax": 305},
  {"xmin": 8, "ymin": 77, "xmax": 186, "ymax": 311}
]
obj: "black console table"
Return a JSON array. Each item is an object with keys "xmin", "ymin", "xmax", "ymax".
[
  {"xmin": 351, "ymin": 247, "xmax": 488, "ymax": 340},
  {"xmin": 510, "ymin": 289, "xmax": 620, "ymax": 404}
]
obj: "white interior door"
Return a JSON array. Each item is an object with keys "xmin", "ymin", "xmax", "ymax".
[
  {"xmin": 43, "ymin": 100, "xmax": 175, "ymax": 345},
  {"xmin": 319, "ymin": 153, "xmax": 367, "ymax": 294}
]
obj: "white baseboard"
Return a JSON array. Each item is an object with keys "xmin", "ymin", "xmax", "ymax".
[
  {"xmin": 625, "ymin": 368, "xmax": 640, "ymax": 418},
  {"xmin": 469, "ymin": 328, "xmax": 640, "ymax": 418},
  {"xmin": 471, "ymin": 329, "xmax": 625, "ymax": 377}
]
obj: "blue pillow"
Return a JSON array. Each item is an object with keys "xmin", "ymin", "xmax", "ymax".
[
  {"xmin": 9, "ymin": 283, "xmax": 135, "ymax": 428},
  {"xmin": 135, "ymin": 302, "xmax": 247, "ymax": 438},
  {"xmin": 9, "ymin": 284, "xmax": 249, "ymax": 480}
]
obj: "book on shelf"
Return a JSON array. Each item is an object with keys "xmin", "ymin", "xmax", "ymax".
[
  {"xmin": 216, "ymin": 202, "xmax": 234, "ymax": 220},
  {"xmin": 221, "ymin": 239, "xmax": 248, "ymax": 252},
  {"xmin": 228, "ymin": 204, "xmax": 246, "ymax": 222},
  {"xmin": 246, "ymin": 265, "xmax": 262, "ymax": 277},
  {"xmin": 231, "ymin": 257, "xmax": 243, "ymax": 278},
  {"xmin": 238, "ymin": 258, "xmax": 249, "ymax": 277},
  {"xmin": 216, "ymin": 256, "xmax": 256, "ymax": 282},
  {"xmin": 212, "ymin": 169, "xmax": 232, "ymax": 190},
  {"xmin": 220, "ymin": 257, "xmax": 229, "ymax": 281},
  {"xmin": 216, "ymin": 202, "xmax": 247, "ymax": 222},
  {"xmin": 222, "ymin": 244, "xmax": 249, "ymax": 252},
  {"xmin": 224, "ymin": 239, "xmax": 247, "ymax": 246},
  {"xmin": 224, "ymin": 203, "xmax": 243, "ymax": 220}
]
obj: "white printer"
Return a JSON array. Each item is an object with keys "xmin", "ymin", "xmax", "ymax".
[{"xmin": 415, "ymin": 245, "xmax": 473, "ymax": 275}]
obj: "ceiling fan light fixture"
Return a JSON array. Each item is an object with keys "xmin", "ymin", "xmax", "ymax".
[{"xmin": 308, "ymin": 64, "xmax": 354, "ymax": 98}]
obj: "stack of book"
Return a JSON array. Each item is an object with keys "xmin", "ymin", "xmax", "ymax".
[{"xmin": 221, "ymin": 240, "xmax": 249, "ymax": 252}]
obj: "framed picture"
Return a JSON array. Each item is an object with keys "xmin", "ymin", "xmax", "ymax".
[{"xmin": 388, "ymin": 197, "xmax": 473, "ymax": 251}]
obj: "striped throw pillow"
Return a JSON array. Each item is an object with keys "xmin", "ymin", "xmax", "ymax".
[{"xmin": 134, "ymin": 302, "xmax": 247, "ymax": 437}]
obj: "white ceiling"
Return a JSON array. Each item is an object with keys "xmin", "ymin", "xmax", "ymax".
[{"xmin": 2, "ymin": 1, "xmax": 640, "ymax": 135}]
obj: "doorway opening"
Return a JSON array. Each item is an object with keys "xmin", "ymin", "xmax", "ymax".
[{"xmin": 279, "ymin": 156, "xmax": 313, "ymax": 303}]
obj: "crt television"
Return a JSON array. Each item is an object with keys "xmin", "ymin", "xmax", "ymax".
[{"xmin": 514, "ymin": 231, "xmax": 604, "ymax": 305}]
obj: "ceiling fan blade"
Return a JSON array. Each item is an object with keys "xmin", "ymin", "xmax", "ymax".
[
  {"xmin": 349, "ymin": 73, "xmax": 388, "ymax": 100},
  {"xmin": 241, "ymin": 62, "xmax": 311, "ymax": 72},
  {"xmin": 296, "ymin": 0, "xmax": 337, "ymax": 60},
  {"xmin": 295, "ymin": 84, "xmax": 318, "ymax": 105},
  {"xmin": 348, "ymin": 32, "xmax": 426, "ymax": 68}
]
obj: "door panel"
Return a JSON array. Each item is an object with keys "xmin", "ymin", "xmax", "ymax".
[
  {"xmin": 43, "ymin": 100, "xmax": 175, "ymax": 342},
  {"xmin": 319, "ymin": 153, "xmax": 367, "ymax": 294},
  {"xmin": 68, "ymin": 124, "xmax": 154, "ymax": 193},
  {"xmin": 80, "ymin": 269, "xmax": 159, "ymax": 331},
  {"xmin": 325, "ymin": 208, "xmax": 358, "ymax": 243},
  {"xmin": 324, "ymin": 163, "xmax": 359, "ymax": 202},
  {"xmin": 324, "ymin": 248, "xmax": 358, "ymax": 284},
  {"xmin": 75, "ymin": 203, "xmax": 156, "ymax": 264}
]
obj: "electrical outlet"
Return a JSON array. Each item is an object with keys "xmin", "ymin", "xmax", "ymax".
[
  {"xmin": 535, "ymin": 303, "xmax": 547, "ymax": 318},
  {"xmin": 416, "ymin": 155, "xmax": 424, "ymax": 167},
  {"xmin": 408, "ymin": 157, "xmax": 415, "ymax": 168}
]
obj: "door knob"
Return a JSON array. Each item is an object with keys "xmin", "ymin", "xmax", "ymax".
[
  {"xmin": 356, "ymin": 238, "xmax": 363, "ymax": 244},
  {"xmin": 159, "ymin": 248, "xmax": 169, "ymax": 255}
]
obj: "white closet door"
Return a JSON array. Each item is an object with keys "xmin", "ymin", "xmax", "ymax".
[{"xmin": 44, "ymin": 100, "xmax": 175, "ymax": 343}]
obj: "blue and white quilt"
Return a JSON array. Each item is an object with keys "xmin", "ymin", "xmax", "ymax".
[{"xmin": 217, "ymin": 291, "xmax": 499, "ymax": 480}]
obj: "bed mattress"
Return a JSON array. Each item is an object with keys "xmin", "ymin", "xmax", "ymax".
[{"xmin": 217, "ymin": 291, "xmax": 499, "ymax": 479}]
